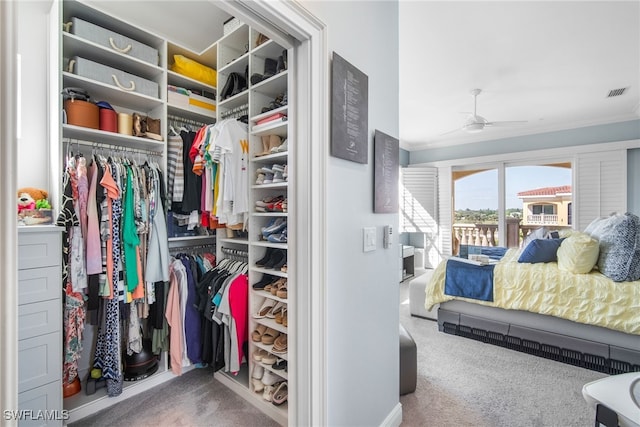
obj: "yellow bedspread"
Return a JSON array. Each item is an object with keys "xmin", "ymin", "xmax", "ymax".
[{"xmin": 425, "ymin": 248, "xmax": 640, "ymax": 335}]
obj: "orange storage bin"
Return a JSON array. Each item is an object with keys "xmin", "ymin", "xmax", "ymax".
[{"xmin": 64, "ymin": 99, "xmax": 99, "ymax": 129}]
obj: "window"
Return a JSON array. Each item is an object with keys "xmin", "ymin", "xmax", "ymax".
[
  {"xmin": 452, "ymin": 162, "xmax": 572, "ymax": 251},
  {"xmin": 531, "ymin": 205, "xmax": 556, "ymax": 215},
  {"xmin": 419, "ymin": 142, "xmax": 629, "ymax": 262}
]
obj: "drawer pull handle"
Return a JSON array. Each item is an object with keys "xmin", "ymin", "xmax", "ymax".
[
  {"xmin": 111, "ymin": 75, "xmax": 136, "ymax": 92},
  {"xmin": 109, "ymin": 37, "xmax": 132, "ymax": 54}
]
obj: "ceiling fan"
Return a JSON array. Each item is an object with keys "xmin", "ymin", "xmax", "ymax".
[{"xmin": 443, "ymin": 88, "xmax": 527, "ymax": 135}]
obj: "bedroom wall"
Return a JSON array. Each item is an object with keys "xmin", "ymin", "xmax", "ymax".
[
  {"xmin": 300, "ymin": 1, "xmax": 401, "ymax": 425},
  {"xmin": 409, "ymin": 119, "xmax": 640, "ymax": 214}
]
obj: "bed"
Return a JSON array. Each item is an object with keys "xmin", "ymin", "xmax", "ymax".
[{"xmin": 423, "ymin": 214, "xmax": 640, "ymax": 374}]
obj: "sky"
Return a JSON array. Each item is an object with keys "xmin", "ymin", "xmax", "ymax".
[{"xmin": 455, "ymin": 166, "xmax": 572, "ymax": 210}]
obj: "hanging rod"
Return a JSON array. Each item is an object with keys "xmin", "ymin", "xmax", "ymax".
[
  {"xmin": 221, "ymin": 246, "xmax": 248, "ymax": 258},
  {"xmin": 168, "ymin": 236, "xmax": 216, "ymax": 251},
  {"xmin": 169, "ymin": 243, "xmax": 216, "ymax": 253},
  {"xmin": 63, "ymin": 138, "xmax": 163, "ymax": 156},
  {"xmin": 166, "ymin": 114, "xmax": 210, "ymax": 129}
]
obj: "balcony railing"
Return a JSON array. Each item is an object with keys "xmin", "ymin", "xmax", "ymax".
[
  {"xmin": 453, "ymin": 221, "xmax": 570, "ymax": 252},
  {"xmin": 454, "ymin": 223, "xmax": 498, "ymax": 247},
  {"xmin": 526, "ymin": 214, "xmax": 559, "ymax": 225}
]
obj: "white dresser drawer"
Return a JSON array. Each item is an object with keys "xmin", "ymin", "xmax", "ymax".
[
  {"xmin": 18, "ymin": 380, "xmax": 64, "ymax": 426},
  {"xmin": 18, "ymin": 266, "xmax": 60, "ymax": 306},
  {"xmin": 18, "ymin": 332, "xmax": 61, "ymax": 393},
  {"xmin": 18, "ymin": 300, "xmax": 61, "ymax": 340},
  {"xmin": 18, "ymin": 231, "xmax": 61, "ymax": 270}
]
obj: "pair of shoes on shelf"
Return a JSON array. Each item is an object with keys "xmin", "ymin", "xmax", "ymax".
[
  {"xmin": 256, "ymin": 247, "xmax": 287, "ymax": 270},
  {"xmin": 252, "ymin": 323, "xmax": 280, "ymax": 345},
  {"xmin": 264, "ymin": 277, "xmax": 285, "ymax": 294},
  {"xmin": 257, "ymin": 163, "xmax": 286, "ymax": 184},
  {"xmin": 252, "ymin": 274, "xmax": 279, "ymax": 290},
  {"xmin": 266, "ymin": 301, "xmax": 285, "ymax": 320},
  {"xmin": 272, "ymin": 333, "xmax": 287, "ymax": 354},
  {"xmin": 256, "ymin": 135, "xmax": 281, "ymax": 157},
  {"xmin": 253, "ymin": 298, "xmax": 279, "ymax": 319},
  {"xmin": 262, "ymin": 218, "xmax": 287, "ymax": 237},
  {"xmin": 267, "ymin": 227, "xmax": 287, "ymax": 243},
  {"xmin": 255, "ymin": 195, "xmax": 284, "ymax": 212},
  {"xmin": 250, "ymin": 57, "xmax": 278, "ymax": 85},
  {"xmin": 252, "ymin": 364, "xmax": 284, "ymax": 395},
  {"xmin": 254, "ymin": 348, "xmax": 277, "ymax": 365},
  {"xmin": 260, "ymin": 93, "xmax": 287, "ymax": 114},
  {"xmin": 266, "ymin": 278, "xmax": 287, "ymax": 299},
  {"xmin": 272, "ymin": 358, "xmax": 287, "ymax": 371}
]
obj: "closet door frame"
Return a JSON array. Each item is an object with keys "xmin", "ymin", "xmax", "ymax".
[
  {"xmin": 1, "ymin": 0, "xmax": 19, "ymax": 418},
  {"xmin": 215, "ymin": 2, "xmax": 329, "ymax": 426}
]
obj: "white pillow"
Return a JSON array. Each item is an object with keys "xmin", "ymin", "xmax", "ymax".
[{"xmin": 557, "ymin": 231, "xmax": 599, "ymax": 274}]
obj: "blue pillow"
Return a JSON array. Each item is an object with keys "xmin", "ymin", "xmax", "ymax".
[{"xmin": 518, "ymin": 238, "xmax": 564, "ymax": 264}]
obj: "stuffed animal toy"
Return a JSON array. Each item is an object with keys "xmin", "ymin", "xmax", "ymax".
[
  {"xmin": 17, "ymin": 187, "xmax": 51, "ymax": 213},
  {"xmin": 17, "ymin": 187, "xmax": 53, "ymax": 225}
]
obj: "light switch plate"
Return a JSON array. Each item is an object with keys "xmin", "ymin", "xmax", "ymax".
[{"xmin": 363, "ymin": 227, "xmax": 376, "ymax": 252}]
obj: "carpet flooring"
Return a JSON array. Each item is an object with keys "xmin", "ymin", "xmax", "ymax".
[
  {"xmin": 70, "ymin": 279, "xmax": 607, "ymax": 427},
  {"xmin": 398, "ymin": 276, "xmax": 606, "ymax": 427}
]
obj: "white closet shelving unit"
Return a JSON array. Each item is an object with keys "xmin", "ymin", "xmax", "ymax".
[
  {"xmin": 59, "ymin": 0, "xmax": 218, "ymax": 421},
  {"xmin": 58, "ymin": 1, "xmax": 291, "ymax": 425},
  {"xmin": 213, "ymin": 24, "xmax": 291, "ymax": 425}
]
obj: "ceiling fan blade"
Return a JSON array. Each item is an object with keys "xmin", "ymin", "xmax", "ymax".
[{"xmin": 484, "ymin": 120, "xmax": 528, "ymax": 127}]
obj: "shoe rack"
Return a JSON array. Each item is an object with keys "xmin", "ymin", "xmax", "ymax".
[{"xmin": 214, "ymin": 23, "xmax": 290, "ymax": 424}]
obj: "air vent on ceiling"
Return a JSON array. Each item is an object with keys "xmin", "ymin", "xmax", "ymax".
[{"xmin": 607, "ymin": 87, "xmax": 628, "ymax": 98}]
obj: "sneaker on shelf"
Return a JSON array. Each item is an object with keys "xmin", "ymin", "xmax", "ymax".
[
  {"xmin": 273, "ymin": 171, "xmax": 284, "ymax": 183},
  {"xmin": 262, "ymin": 172, "xmax": 274, "ymax": 184},
  {"xmin": 255, "ymin": 172, "xmax": 265, "ymax": 185},
  {"xmin": 267, "ymin": 228, "xmax": 287, "ymax": 243},
  {"xmin": 262, "ymin": 218, "xmax": 287, "ymax": 238},
  {"xmin": 271, "ymin": 138, "xmax": 288, "ymax": 154},
  {"xmin": 256, "ymin": 195, "xmax": 284, "ymax": 208},
  {"xmin": 265, "ymin": 200, "xmax": 284, "ymax": 212}
]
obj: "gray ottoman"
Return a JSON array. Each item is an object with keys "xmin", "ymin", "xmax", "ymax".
[{"xmin": 399, "ymin": 323, "xmax": 417, "ymax": 395}]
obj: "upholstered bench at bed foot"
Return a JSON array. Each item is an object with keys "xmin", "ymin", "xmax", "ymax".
[{"xmin": 399, "ymin": 323, "xmax": 417, "ymax": 395}]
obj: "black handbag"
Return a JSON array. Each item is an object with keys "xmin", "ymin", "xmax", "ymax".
[{"xmin": 220, "ymin": 72, "xmax": 247, "ymax": 100}]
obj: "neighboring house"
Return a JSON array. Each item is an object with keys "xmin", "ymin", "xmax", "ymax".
[{"xmin": 517, "ymin": 185, "xmax": 572, "ymax": 226}]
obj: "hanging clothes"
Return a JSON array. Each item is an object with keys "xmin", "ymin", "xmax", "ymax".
[
  {"xmin": 56, "ymin": 158, "xmax": 85, "ymax": 387},
  {"xmin": 59, "ymin": 146, "xmax": 168, "ymax": 399}
]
